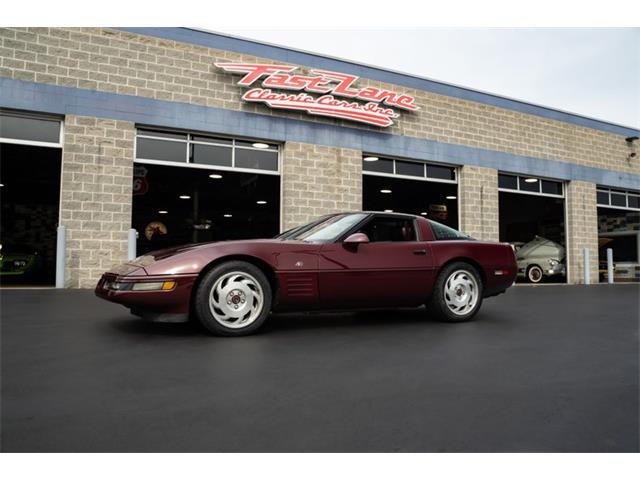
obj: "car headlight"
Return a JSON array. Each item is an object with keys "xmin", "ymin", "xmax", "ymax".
[
  {"xmin": 548, "ymin": 259, "xmax": 559, "ymax": 267},
  {"xmin": 13, "ymin": 260, "xmax": 27, "ymax": 267},
  {"xmin": 108, "ymin": 280, "xmax": 176, "ymax": 291}
]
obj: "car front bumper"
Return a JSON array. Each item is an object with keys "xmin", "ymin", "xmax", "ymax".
[{"xmin": 95, "ymin": 272, "xmax": 198, "ymax": 319}]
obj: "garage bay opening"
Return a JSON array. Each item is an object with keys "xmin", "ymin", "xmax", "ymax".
[
  {"xmin": 0, "ymin": 112, "xmax": 63, "ymax": 286},
  {"xmin": 132, "ymin": 129, "xmax": 280, "ymax": 255},
  {"xmin": 498, "ymin": 173, "xmax": 566, "ymax": 284}
]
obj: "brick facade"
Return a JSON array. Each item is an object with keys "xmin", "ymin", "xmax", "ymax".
[
  {"xmin": 281, "ymin": 142, "xmax": 362, "ymax": 230},
  {"xmin": 60, "ymin": 115, "xmax": 134, "ymax": 287},
  {"xmin": 458, "ymin": 166, "xmax": 499, "ymax": 241},
  {"xmin": 565, "ymin": 181, "xmax": 599, "ymax": 284}
]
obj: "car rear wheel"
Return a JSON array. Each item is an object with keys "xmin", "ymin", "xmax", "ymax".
[
  {"xmin": 194, "ymin": 261, "xmax": 272, "ymax": 336},
  {"xmin": 427, "ymin": 262, "xmax": 483, "ymax": 322},
  {"xmin": 527, "ymin": 265, "xmax": 544, "ymax": 283}
]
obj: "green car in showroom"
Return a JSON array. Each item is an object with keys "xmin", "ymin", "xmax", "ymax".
[{"xmin": 0, "ymin": 243, "xmax": 42, "ymax": 280}]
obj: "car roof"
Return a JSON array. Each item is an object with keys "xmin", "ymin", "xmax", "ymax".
[{"xmin": 338, "ymin": 211, "xmax": 422, "ymax": 219}]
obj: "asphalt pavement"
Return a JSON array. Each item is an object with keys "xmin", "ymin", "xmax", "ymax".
[{"xmin": 1, "ymin": 284, "xmax": 638, "ymax": 452}]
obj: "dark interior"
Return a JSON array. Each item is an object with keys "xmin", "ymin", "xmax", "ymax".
[
  {"xmin": 0, "ymin": 143, "xmax": 62, "ymax": 286},
  {"xmin": 132, "ymin": 163, "xmax": 280, "ymax": 255},
  {"xmin": 362, "ymin": 175, "xmax": 459, "ymax": 229}
]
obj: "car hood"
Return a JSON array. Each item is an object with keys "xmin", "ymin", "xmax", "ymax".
[{"xmin": 111, "ymin": 238, "xmax": 299, "ymax": 277}]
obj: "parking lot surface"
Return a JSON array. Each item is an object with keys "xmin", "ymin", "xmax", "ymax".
[{"xmin": 1, "ymin": 284, "xmax": 638, "ymax": 452}]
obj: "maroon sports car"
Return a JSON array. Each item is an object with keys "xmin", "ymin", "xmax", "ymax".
[{"xmin": 96, "ymin": 212, "xmax": 517, "ymax": 336}]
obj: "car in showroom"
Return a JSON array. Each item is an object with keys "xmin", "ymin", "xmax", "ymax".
[
  {"xmin": 0, "ymin": 242, "xmax": 42, "ymax": 282},
  {"xmin": 96, "ymin": 212, "xmax": 518, "ymax": 336},
  {"xmin": 515, "ymin": 236, "xmax": 566, "ymax": 283}
]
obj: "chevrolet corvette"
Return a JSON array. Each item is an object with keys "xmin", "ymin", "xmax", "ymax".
[{"xmin": 96, "ymin": 212, "xmax": 517, "ymax": 336}]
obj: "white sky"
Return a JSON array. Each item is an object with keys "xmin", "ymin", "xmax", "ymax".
[{"xmin": 213, "ymin": 28, "xmax": 640, "ymax": 129}]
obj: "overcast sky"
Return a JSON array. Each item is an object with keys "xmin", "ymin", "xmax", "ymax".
[{"xmin": 214, "ymin": 28, "xmax": 639, "ymax": 128}]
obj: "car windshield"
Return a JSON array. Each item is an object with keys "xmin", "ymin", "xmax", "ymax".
[{"xmin": 277, "ymin": 213, "xmax": 368, "ymax": 242}]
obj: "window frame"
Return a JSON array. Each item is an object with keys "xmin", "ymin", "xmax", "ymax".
[
  {"xmin": 498, "ymin": 172, "xmax": 565, "ymax": 198},
  {"xmin": 362, "ymin": 154, "xmax": 457, "ymax": 185},
  {"xmin": 0, "ymin": 110, "xmax": 64, "ymax": 148},
  {"xmin": 134, "ymin": 127, "xmax": 280, "ymax": 176},
  {"xmin": 596, "ymin": 186, "xmax": 640, "ymax": 212}
]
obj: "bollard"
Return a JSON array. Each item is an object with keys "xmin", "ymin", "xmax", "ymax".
[
  {"xmin": 607, "ymin": 248, "xmax": 614, "ymax": 284},
  {"xmin": 583, "ymin": 247, "xmax": 590, "ymax": 285},
  {"xmin": 55, "ymin": 225, "xmax": 66, "ymax": 288},
  {"xmin": 128, "ymin": 229, "xmax": 137, "ymax": 261}
]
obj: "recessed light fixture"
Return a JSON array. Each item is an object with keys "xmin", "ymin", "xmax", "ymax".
[
  {"xmin": 380, "ymin": 189, "xmax": 392, "ymax": 194},
  {"xmin": 446, "ymin": 195, "xmax": 457, "ymax": 200},
  {"xmin": 209, "ymin": 174, "xmax": 222, "ymax": 179},
  {"xmin": 0, "ymin": 183, "xmax": 4, "ymax": 187},
  {"xmin": 524, "ymin": 178, "xmax": 538, "ymax": 183},
  {"xmin": 223, "ymin": 214, "xmax": 233, "ymax": 218},
  {"xmin": 252, "ymin": 142, "xmax": 270, "ymax": 149},
  {"xmin": 179, "ymin": 195, "xmax": 191, "ymax": 199},
  {"xmin": 384, "ymin": 209, "xmax": 393, "ymax": 212},
  {"xmin": 158, "ymin": 210, "xmax": 168, "ymax": 214},
  {"xmin": 363, "ymin": 156, "xmax": 379, "ymax": 162},
  {"xmin": 420, "ymin": 212, "xmax": 427, "ymax": 215},
  {"xmin": 256, "ymin": 200, "xmax": 267, "ymax": 205}
]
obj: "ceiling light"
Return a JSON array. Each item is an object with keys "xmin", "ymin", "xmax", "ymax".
[
  {"xmin": 179, "ymin": 195, "xmax": 191, "ymax": 199},
  {"xmin": 223, "ymin": 214, "xmax": 233, "ymax": 218},
  {"xmin": 524, "ymin": 178, "xmax": 538, "ymax": 183},
  {"xmin": 0, "ymin": 183, "xmax": 4, "ymax": 187},
  {"xmin": 420, "ymin": 212, "xmax": 427, "ymax": 215},
  {"xmin": 252, "ymin": 142, "xmax": 270, "ymax": 149},
  {"xmin": 363, "ymin": 156, "xmax": 379, "ymax": 162},
  {"xmin": 446, "ymin": 195, "xmax": 457, "ymax": 200},
  {"xmin": 158, "ymin": 210, "xmax": 168, "ymax": 214},
  {"xmin": 380, "ymin": 189, "xmax": 392, "ymax": 194},
  {"xmin": 384, "ymin": 209, "xmax": 393, "ymax": 213},
  {"xmin": 209, "ymin": 174, "xmax": 222, "ymax": 179},
  {"xmin": 256, "ymin": 200, "xmax": 267, "ymax": 205}
]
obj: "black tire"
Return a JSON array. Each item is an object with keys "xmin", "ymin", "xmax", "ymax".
[
  {"xmin": 194, "ymin": 261, "xmax": 272, "ymax": 336},
  {"xmin": 426, "ymin": 261, "xmax": 484, "ymax": 323},
  {"xmin": 526, "ymin": 265, "xmax": 544, "ymax": 284}
]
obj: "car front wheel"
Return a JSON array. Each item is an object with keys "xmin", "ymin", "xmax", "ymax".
[
  {"xmin": 527, "ymin": 265, "xmax": 544, "ymax": 283},
  {"xmin": 194, "ymin": 261, "xmax": 272, "ymax": 336},
  {"xmin": 427, "ymin": 262, "xmax": 483, "ymax": 322}
]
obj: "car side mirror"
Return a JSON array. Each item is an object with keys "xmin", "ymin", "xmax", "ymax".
[{"xmin": 343, "ymin": 232, "xmax": 370, "ymax": 248}]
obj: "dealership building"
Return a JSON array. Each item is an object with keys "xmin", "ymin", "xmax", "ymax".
[{"xmin": 0, "ymin": 27, "xmax": 639, "ymax": 288}]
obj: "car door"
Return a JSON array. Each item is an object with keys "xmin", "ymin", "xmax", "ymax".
[{"xmin": 318, "ymin": 214, "xmax": 435, "ymax": 308}]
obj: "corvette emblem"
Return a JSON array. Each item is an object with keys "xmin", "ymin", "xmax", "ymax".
[{"xmin": 295, "ymin": 261, "xmax": 304, "ymax": 268}]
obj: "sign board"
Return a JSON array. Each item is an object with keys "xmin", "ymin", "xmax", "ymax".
[{"xmin": 216, "ymin": 63, "xmax": 419, "ymax": 127}]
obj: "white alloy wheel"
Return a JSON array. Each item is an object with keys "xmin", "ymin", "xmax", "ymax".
[
  {"xmin": 443, "ymin": 269, "xmax": 479, "ymax": 316},
  {"xmin": 208, "ymin": 271, "xmax": 264, "ymax": 329}
]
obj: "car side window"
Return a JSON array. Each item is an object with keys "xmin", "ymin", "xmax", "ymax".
[
  {"xmin": 428, "ymin": 220, "xmax": 471, "ymax": 240},
  {"xmin": 357, "ymin": 217, "xmax": 417, "ymax": 242}
]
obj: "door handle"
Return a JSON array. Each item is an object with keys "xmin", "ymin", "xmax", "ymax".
[{"xmin": 413, "ymin": 249, "xmax": 427, "ymax": 255}]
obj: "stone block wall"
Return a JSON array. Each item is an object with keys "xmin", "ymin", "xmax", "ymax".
[
  {"xmin": 60, "ymin": 115, "xmax": 134, "ymax": 287},
  {"xmin": 458, "ymin": 166, "xmax": 499, "ymax": 241},
  {"xmin": 281, "ymin": 142, "xmax": 361, "ymax": 230},
  {"xmin": 565, "ymin": 181, "xmax": 599, "ymax": 284}
]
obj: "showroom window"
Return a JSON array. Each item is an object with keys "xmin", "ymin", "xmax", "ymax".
[
  {"xmin": 136, "ymin": 128, "xmax": 279, "ymax": 174},
  {"xmin": 133, "ymin": 128, "xmax": 281, "ymax": 255},
  {"xmin": 498, "ymin": 173, "xmax": 567, "ymax": 284},
  {"xmin": 362, "ymin": 155, "xmax": 459, "ymax": 230},
  {"xmin": 0, "ymin": 111, "xmax": 63, "ymax": 286},
  {"xmin": 596, "ymin": 186, "xmax": 640, "ymax": 283}
]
